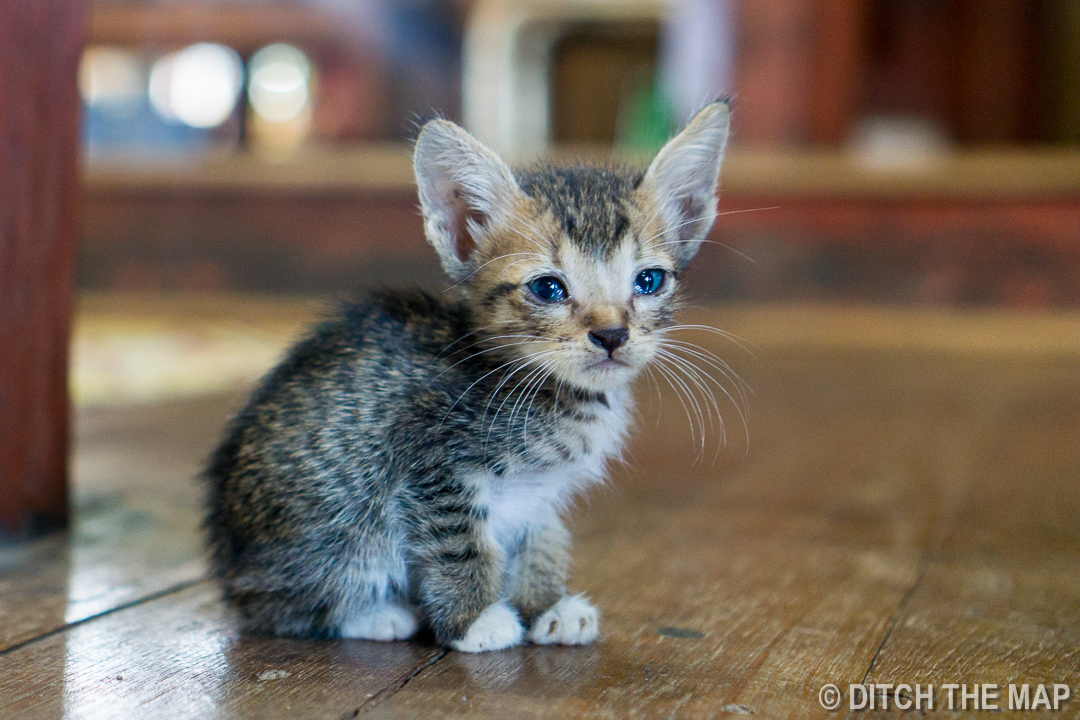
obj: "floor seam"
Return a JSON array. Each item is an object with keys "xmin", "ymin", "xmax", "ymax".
[
  {"xmin": 347, "ymin": 648, "xmax": 449, "ymax": 716},
  {"xmin": 0, "ymin": 578, "xmax": 207, "ymax": 658},
  {"xmin": 861, "ymin": 560, "xmax": 925, "ymax": 684},
  {"xmin": 843, "ymin": 557, "xmax": 927, "ymax": 719}
]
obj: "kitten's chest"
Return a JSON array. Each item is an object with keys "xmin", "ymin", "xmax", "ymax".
[{"xmin": 475, "ymin": 391, "xmax": 631, "ymax": 547}]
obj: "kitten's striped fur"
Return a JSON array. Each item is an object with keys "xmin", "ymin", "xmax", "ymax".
[{"xmin": 204, "ymin": 101, "xmax": 731, "ymax": 651}]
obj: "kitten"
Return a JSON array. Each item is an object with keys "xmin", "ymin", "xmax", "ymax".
[{"xmin": 204, "ymin": 101, "xmax": 731, "ymax": 652}]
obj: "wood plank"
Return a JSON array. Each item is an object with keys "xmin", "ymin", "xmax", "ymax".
[
  {"xmin": 934, "ymin": 361, "xmax": 1080, "ymax": 562},
  {"xmin": 357, "ymin": 335, "xmax": 1080, "ymax": 716},
  {"xmin": 0, "ymin": 583, "xmax": 444, "ymax": 719},
  {"xmin": 0, "ymin": 0, "xmax": 84, "ymax": 538},
  {"xmin": 0, "ymin": 495, "xmax": 203, "ymax": 654},
  {"xmin": 859, "ymin": 559, "xmax": 1080, "ymax": 718},
  {"xmin": 5, "ymin": 300, "xmax": 1078, "ymax": 716},
  {"xmin": 858, "ymin": 349, "xmax": 1080, "ymax": 717},
  {"xmin": 0, "ymin": 394, "xmax": 244, "ymax": 653},
  {"xmin": 83, "ymin": 146, "xmax": 1080, "ymax": 199}
]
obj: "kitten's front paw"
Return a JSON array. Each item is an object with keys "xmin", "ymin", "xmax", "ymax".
[
  {"xmin": 451, "ymin": 601, "xmax": 524, "ymax": 653},
  {"xmin": 339, "ymin": 603, "xmax": 419, "ymax": 641},
  {"xmin": 527, "ymin": 594, "xmax": 599, "ymax": 645}
]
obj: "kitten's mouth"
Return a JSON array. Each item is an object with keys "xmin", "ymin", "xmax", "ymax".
[{"xmin": 591, "ymin": 358, "xmax": 630, "ymax": 370}]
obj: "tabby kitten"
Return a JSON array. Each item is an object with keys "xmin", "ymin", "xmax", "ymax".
[{"xmin": 204, "ymin": 101, "xmax": 731, "ymax": 652}]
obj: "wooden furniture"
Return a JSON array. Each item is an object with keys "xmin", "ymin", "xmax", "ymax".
[
  {"xmin": 0, "ymin": 0, "xmax": 84, "ymax": 539},
  {"xmin": 81, "ymin": 147, "xmax": 1080, "ymax": 307},
  {"xmin": 462, "ymin": 0, "xmax": 664, "ymax": 157},
  {"xmin": 2, "ymin": 300, "xmax": 1079, "ymax": 716},
  {"xmin": 729, "ymin": 0, "xmax": 1076, "ymax": 146},
  {"xmin": 89, "ymin": 1, "xmax": 352, "ymax": 53},
  {"xmin": 84, "ymin": 0, "xmax": 1080, "ymax": 150},
  {"xmin": 87, "ymin": 2, "xmax": 390, "ymax": 143}
]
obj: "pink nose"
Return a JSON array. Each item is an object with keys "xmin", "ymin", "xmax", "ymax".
[{"xmin": 588, "ymin": 327, "xmax": 629, "ymax": 354}]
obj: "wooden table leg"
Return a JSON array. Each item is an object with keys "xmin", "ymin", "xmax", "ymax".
[{"xmin": 0, "ymin": 0, "xmax": 85, "ymax": 539}]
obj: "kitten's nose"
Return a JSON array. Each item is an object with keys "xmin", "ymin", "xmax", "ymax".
[{"xmin": 589, "ymin": 327, "xmax": 630, "ymax": 354}]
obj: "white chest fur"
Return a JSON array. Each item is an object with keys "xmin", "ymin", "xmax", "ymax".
[{"xmin": 473, "ymin": 390, "xmax": 632, "ymax": 549}]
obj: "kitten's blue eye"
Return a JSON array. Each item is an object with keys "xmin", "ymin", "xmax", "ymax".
[
  {"xmin": 528, "ymin": 276, "xmax": 568, "ymax": 303},
  {"xmin": 634, "ymin": 268, "xmax": 666, "ymax": 295}
]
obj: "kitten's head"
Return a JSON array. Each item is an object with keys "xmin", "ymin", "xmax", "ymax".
[{"xmin": 414, "ymin": 102, "xmax": 730, "ymax": 393}]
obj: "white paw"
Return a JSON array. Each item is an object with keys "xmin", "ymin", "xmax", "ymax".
[
  {"xmin": 451, "ymin": 601, "xmax": 524, "ymax": 653},
  {"xmin": 527, "ymin": 594, "xmax": 599, "ymax": 645},
  {"xmin": 339, "ymin": 603, "xmax": 419, "ymax": 641}
]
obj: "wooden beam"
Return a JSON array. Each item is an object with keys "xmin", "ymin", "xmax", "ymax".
[
  {"xmin": 808, "ymin": 0, "xmax": 868, "ymax": 145},
  {"xmin": 88, "ymin": 1, "xmax": 354, "ymax": 54},
  {"xmin": 0, "ymin": 0, "xmax": 84, "ymax": 538}
]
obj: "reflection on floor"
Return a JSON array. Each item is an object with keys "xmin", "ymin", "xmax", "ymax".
[
  {"xmin": 73, "ymin": 294, "xmax": 322, "ymax": 406},
  {"xmin": 2, "ymin": 294, "xmax": 1077, "ymax": 717},
  {"xmin": 72, "ymin": 293, "xmax": 1080, "ymax": 407}
]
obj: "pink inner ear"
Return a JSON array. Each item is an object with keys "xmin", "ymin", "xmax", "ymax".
[
  {"xmin": 678, "ymin": 196, "xmax": 704, "ymax": 234},
  {"xmin": 452, "ymin": 197, "xmax": 487, "ymax": 261}
]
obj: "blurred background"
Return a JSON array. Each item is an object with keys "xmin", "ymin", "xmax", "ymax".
[
  {"xmin": 4, "ymin": 1, "xmax": 1079, "ymax": 706},
  {"xmin": 73, "ymin": 0, "xmax": 1080, "ymax": 405}
]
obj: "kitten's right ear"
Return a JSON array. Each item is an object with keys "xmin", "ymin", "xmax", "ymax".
[
  {"xmin": 641, "ymin": 101, "xmax": 731, "ymax": 268},
  {"xmin": 414, "ymin": 120, "xmax": 521, "ymax": 282}
]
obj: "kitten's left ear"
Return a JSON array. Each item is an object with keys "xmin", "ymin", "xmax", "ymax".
[
  {"xmin": 414, "ymin": 119, "xmax": 522, "ymax": 282},
  {"xmin": 641, "ymin": 101, "xmax": 731, "ymax": 268}
]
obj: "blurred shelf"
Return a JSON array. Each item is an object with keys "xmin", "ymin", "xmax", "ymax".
[
  {"xmin": 88, "ymin": 1, "xmax": 359, "ymax": 52},
  {"xmin": 718, "ymin": 147, "xmax": 1080, "ymax": 200},
  {"xmin": 79, "ymin": 144, "xmax": 1080, "ymax": 305},
  {"xmin": 84, "ymin": 145, "xmax": 416, "ymax": 193},
  {"xmin": 83, "ymin": 144, "xmax": 1080, "ymax": 200}
]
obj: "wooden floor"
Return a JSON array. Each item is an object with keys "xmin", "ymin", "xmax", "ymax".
[{"xmin": 3, "ymin": 303, "xmax": 1080, "ymax": 718}]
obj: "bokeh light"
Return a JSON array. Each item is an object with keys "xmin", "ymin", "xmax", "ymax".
[
  {"xmin": 79, "ymin": 46, "xmax": 144, "ymax": 107},
  {"xmin": 247, "ymin": 44, "xmax": 312, "ymax": 123},
  {"xmin": 149, "ymin": 43, "xmax": 244, "ymax": 128}
]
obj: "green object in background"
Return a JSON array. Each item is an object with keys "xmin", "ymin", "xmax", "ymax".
[{"xmin": 616, "ymin": 73, "xmax": 675, "ymax": 154}]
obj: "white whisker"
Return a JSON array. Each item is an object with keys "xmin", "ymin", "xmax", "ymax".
[
  {"xmin": 443, "ymin": 252, "xmax": 544, "ymax": 292},
  {"xmin": 483, "ymin": 351, "xmax": 560, "ymax": 450},
  {"xmin": 659, "ymin": 339, "xmax": 752, "ymax": 407},
  {"xmin": 655, "ymin": 353, "xmax": 710, "ymax": 455},
  {"xmin": 655, "ymin": 342, "xmax": 750, "ymax": 451},
  {"xmin": 651, "ymin": 358, "xmax": 700, "ymax": 449},
  {"xmin": 439, "ymin": 348, "xmax": 558, "ymax": 432},
  {"xmin": 652, "ymin": 237, "xmax": 760, "ymax": 265},
  {"xmin": 654, "ymin": 323, "xmax": 758, "ymax": 357},
  {"xmin": 441, "ymin": 333, "xmax": 548, "ymax": 362},
  {"xmin": 643, "ymin": 365, "xmax": 664, "ymax": 429},
  {"xmin": 521, "ymin": 361, "xmax": 560, "ymax": 447},
  {"xmin": 432, "ymin": 337, "xmax": 549, "ymax": 380},
  {"xmin": 656, "ymin": 349, "xmax": 723, "ymax": 434},
  {"xmin": 435, "ymin": 321, "xmax": 512, "ymax": 358},
  {"xmin": 504, "ymin": 218, "xmax": 555, "ymax": 254},
  {"xmin": 506, "ymin": 359, "xmax": 556, "ymax": 442}
]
